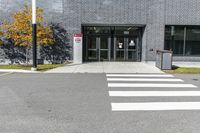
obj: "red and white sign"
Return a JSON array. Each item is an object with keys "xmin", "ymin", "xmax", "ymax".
[
  {"xmin": 73, "ymin": 33, "xmax": 83, "ymax": 64},
  {"xmin": 73, "ymin": 34, "xmax": 82, "ymax": 37},
  {"xmin": 75, "ymin": 38, "xmax": 81, "ymax": 43},
  {"xmin": 73, "ymin": 34, "xmax": 82, "ymax": 46}
]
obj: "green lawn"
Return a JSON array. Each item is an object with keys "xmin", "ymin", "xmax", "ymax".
[
  {"xmin": 0, "ymin": 64, "xmax": 64, "ymax": 72},
  {"xmin": 164, "ymin": 67, "xmax": 200, "ymax": 74}
]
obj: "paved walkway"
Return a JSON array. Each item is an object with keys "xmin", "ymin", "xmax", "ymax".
[
  {"xmin": 173, "ymin": 62, "xmax": 200, "ymax": 68},
  {"xmin": 46, "ymin": 62, "xmax": 164, "ymax": 73}
]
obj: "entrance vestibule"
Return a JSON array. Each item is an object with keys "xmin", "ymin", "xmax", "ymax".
[{"xmin": 83, "ymin": 26, "xmax": 143, "ymax": 62}]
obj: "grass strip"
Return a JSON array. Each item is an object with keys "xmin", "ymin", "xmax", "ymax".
[
  {"xmin": 0, "ymin": 64, "xmax": 64, "ymax": 72},
  {"xmin": 164, "ymin": 67, "xmax": 200, "ymax": 74}
]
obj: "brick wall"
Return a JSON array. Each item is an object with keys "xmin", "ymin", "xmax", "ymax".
[{"xmin": 0, "ymin": 0, "xmax": 200, "ymax": 62}]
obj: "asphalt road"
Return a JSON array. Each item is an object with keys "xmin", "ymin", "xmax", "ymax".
[{"xmin": 0, "ymin": 73, "xmax": 200, "ymax": 133}]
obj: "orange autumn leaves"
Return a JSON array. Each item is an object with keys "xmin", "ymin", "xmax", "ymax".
[{"xmin": 0, "ymin": 5, "xmax": 54, "ymax": 47}]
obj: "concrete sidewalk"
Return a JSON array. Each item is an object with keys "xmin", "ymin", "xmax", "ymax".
[
  {"xmin": 173, "ymin": 62, "xmax": 200, "ymax": 68},
  {"xmin": 1, "ymin": 62, "xmax": 199, "ymax": 74},
  {"xmin": 45, "ymin": 62, "xmax": 164, "ymax": 74}
]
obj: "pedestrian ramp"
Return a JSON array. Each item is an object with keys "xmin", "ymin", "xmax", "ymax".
[{"xmin": 106, "ymin": 73, "xmax": 199, "ymax": 111}]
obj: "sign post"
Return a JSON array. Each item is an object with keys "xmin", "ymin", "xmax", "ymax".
[{"xmin": 73, "ymin": 34, "xmax": 83, "ymax": 64}]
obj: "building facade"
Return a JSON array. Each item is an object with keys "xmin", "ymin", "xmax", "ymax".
[{"xmin": 0, "ymin": 0, "xmax": 200, "ymax": 63}]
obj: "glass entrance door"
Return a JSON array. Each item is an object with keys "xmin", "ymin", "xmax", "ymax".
[
  {"xmin": 83, "ymin": 26, "xmax": 143, "ymax": 62},
  {"xmin": 126, "ymin": 37, "xmax": 139, "ymax": 61},
  {"xmin": 87, "ymin": 37, "xmax": 98, "ymax": 61},
  {"xmin": 114, "ymin": 37, "xmax": 139, "ymax": 61},
  {"xmin": 115, "ymin": 37, "xmax": 125, "ymax": 61},
  {"xmin": 86, "ymin": 36, "xmax": 110, "ymax": 61},
  {"xmin": 99, "ymin": 36, "xmax": 110, "ymax": 61}
]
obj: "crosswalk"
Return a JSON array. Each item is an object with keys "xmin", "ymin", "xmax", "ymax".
[{"xmin": 106, "ymin": 74, "xmax": 199, "ymax": 111}]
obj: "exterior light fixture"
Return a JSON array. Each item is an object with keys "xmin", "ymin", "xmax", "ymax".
[{"xmin": 31, "ymin": 0, "xmax": 37, "ymax": 71}]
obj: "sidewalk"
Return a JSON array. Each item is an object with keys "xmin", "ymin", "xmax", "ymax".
[
  {"xmin": 173, "ymin": 62, "xmax": 200, "ymax": 68},
  {"xmin": 0, "ymin": 62, "xmax": 199, "ymax": 73},
  {"xmin": 45, "ymin": 62, "xmax": 164, "ymax": 74}
]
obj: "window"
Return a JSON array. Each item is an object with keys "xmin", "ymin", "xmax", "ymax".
[
  {"xmin": 165, "ymin": 26, "xmax": 184, "ymax": 55},
  {"xmin": 114, "ymin": 27, "xmax": 140, "ymax": 36},
  {"xmin": 185, "ymin": 27, "xmax": 200, "ymax": 56},
  {"xmin": 83, "ymin": 26, "xmax": 141, "ymax": 36},
  {"xmin": 165, "ymin": 26, "xmax": 200, "ymax": 56},
  {"xmin": 84, "ymin": 27, "xmax": 111, "ymax": 34}
]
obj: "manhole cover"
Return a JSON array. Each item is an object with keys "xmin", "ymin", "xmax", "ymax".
[{"xmin": 192, "ymin": 79, "xmax": 199, "ymax": 81}]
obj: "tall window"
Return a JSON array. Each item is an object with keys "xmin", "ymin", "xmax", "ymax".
[
  {"xmin": 185, "ymin": 27, "xmax": 200, "ymax": 56},
  {"xmin": 165, "ymin": 26, "xmax": 200, "ymax": 56}
]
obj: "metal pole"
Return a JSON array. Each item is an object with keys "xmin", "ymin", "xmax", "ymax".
[{"xmin": 32, "ymin": 0, "xmax": 37, "ymax": 71}]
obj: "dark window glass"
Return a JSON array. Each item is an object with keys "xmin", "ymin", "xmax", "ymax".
[
  {"xmin": 88, "ymin": 51, "xmax": 97, "ymax": 60},
  {"xmin": 115, "ymin": 27, "xmax": 139, "ymax": 36},
  {"xmin": 185, "ymin": 27, "xmax": 200, "ymax": 56},
  {"xmin": 84, "ymin": 26, "xmax": 142, "ymax": 36},
  {"xmin": 100, "ymin": 36, "xmax": 108, "ymax": 49},
  {"xmin": 88, "ymin": 37, "xmax": 96, "ymax": 49},
  {"xmin": 165, "ymin": 26, "xmax": 184, "ymax": 55},
  {"xmin": 100, "ymin": 51, "xmax": 108, "ymax": 60},
  {"xmin": 86, "ymin": 27, "xmax": 110, "ymax": 34}
]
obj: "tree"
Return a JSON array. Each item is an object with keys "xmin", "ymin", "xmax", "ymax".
[
  {"xmin": 40, "ymin": 23, "xmax": 71, "ymax": 64},
  {"xmin": 0, "ymin": 38, "xmax": 26, "ymax": 64},
  {"xmin": 0, "ymin": 5, "xmax": 54, "ymax": 64},
  {"xmin": 0, "ymin": 31, "xmax": 3, "ymax": 45}
]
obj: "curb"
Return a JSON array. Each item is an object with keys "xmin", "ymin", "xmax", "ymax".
[{"xmin": 0, "ymin": 69, "xmax": 40, "ymax": 73}]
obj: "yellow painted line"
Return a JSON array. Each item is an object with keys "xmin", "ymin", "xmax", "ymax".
[{"xmin": 0, "ymin": 72, "xmax": 14, "ymax": 77}]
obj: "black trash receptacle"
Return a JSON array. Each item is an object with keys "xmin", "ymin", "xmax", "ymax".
[{"xmin": 156, "ymin": 50, "xmax": 173, "ymax": 70}]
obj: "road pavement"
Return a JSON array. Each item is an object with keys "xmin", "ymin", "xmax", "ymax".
[{"xmin": 0, "ymin": 73, "xmax": 200, "ymax": 133}]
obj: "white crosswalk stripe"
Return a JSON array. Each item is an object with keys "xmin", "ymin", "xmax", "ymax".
[
  {"xmin": 106, "ymin": 74, "xmax": 174, "ymax": 77},
  {"xmin": 112, "ymin": 102, "xmax": 200, "ymax": 111},
  {"xmin": 109, "ymin": 91, "xmax": 200, "ymax": 97},
  {"xmin": 107, "ymin": 78, "xmax": 183, "ymax": 82},
  {"xmin": 108, "ymin": 83, "xmax": 197, "ymax": 88},
  {"xmin": 106, "ymin": 74, "xmax": 199, "ymax": 111}
]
